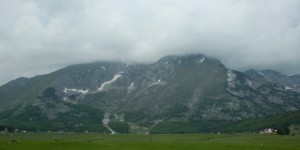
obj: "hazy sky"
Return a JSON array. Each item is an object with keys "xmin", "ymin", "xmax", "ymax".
[{"xmin": 1, "ymin": 0, "xmax": 300, "ymax": 85}]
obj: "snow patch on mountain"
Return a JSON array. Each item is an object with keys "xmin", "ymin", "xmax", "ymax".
[
  {"xmin": 63, "ymin": 88, "xmax": 89, "ymax": 95},
  {"xmin": 245, "ymin": 79, "xmax": 255, "ymax": 89},
  {"xmin": 150, "ymin": 79, "xmax": 167, "ymax": 86},
  {"xmin": 285, "ymin": 87, "xmax": 293, "ymax": 90},
  {"xmin": 197, "ymin": 57, "xmax": 206, "ymax": 63},
  {"xmin": 98, "ymin": 74, "xmax": 122, "ymax": 91},
  {"xmin": 63, "ymin": 88, "xmax": 89, "ymax": 101},
  {"xmin": 127, "ymin": 83, "xmax": 136, "ymax": 93},
  {"xmin": 100, "ymin": 66, "xmax": 106, "ymax": 70},
  {"xmin": 227, "ymin": 70, "xmax": 237, "ymax": 87},
  {"xmin": 258, "ymin": 72, "xmax": 267, "ymax": 78}
]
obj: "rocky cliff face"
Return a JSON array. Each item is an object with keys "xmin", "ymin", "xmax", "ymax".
[{"xmin": 1, "ymin": 54, "xmax": 300, "ymax": 131}]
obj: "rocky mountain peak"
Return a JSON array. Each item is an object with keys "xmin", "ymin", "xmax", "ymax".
[{"xmin": 0, "ymin": 54, "xmax": 300, "ymax": 132}]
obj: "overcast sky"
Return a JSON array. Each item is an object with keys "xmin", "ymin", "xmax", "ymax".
[{"xmin": 1, "ymin": 0, "xmax": 300, "ymax": 85}]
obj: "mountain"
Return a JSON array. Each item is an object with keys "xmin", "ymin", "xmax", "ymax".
[
  {"xmin": 1, "ymin": 54, "xmax": 300, "ymax": 133},
  {"xmin": 245, "ymin": 69, "xmax": 300, "ymax": 93}
]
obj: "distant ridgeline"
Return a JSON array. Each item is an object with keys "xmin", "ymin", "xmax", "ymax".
[{"xmin": 0, "ymin": 54, "xmax": 300, "ymax": 134}]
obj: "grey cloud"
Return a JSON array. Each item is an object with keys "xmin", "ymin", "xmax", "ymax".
[{"xmin": 1, "ymin": 0, "xmax": 300, "ymax": 85}]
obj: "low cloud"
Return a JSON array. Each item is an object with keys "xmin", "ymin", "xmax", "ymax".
[{"xmin": 1, "ymin": 0, "xmax": 300, "ymax": 85}]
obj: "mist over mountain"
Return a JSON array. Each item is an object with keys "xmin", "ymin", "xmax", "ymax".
[
  {"xmin": 0, "ymin": 54, "xmax": 300, "ymax": 133},
  {"xmin": 2, "ymin": 1, "xmax": 300, "ymax": 86}
]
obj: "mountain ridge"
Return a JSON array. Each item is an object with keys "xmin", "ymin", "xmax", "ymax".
[
  {"xmin": 1, "ymin": 54, "xmax": 300, "ymax": 133},
  {"xmin": 244, "ymin": 69, "xmax": 300, "ymax": 93}
]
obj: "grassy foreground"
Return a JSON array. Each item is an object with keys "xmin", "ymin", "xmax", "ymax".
[{"xmin": 0, "ymin": 132, "xmax": 299, "ymax": 150}]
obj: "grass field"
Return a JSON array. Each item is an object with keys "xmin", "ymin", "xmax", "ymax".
[{"xmin": 0, "ymin": 132, "xmax": 299, "ymax": 150}]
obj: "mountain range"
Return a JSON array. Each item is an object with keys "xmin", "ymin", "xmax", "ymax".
[
  {"xmin": 0, "ymin": 54, "xmax": 300, "ymax": 133},
  {"xmin": 244, "ymin": 69, "xmax": 300, "ymax": 93}
]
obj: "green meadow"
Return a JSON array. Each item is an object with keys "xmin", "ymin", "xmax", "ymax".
[{"xmin": 1, "ymin": 132, "xmax": 299, "ymax": 150}]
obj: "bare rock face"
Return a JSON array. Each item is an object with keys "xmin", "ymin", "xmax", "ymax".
[{"xmin": 0, "ymin": 54, "xmax": 300, "ymax": 129}]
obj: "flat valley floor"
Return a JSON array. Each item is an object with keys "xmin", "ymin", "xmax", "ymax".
[{"xmin": 1, "ymin": 132, "xmax": 299, "ymax": 150}]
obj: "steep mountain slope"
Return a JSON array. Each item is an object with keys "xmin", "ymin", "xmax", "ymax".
[
  {"xmin": 245, "ymin": 69, "xmax": 300, "ymax": 93},
  {"xmin": 1, "ymin": 54, "xmax": 300, "ymax": 132}
]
